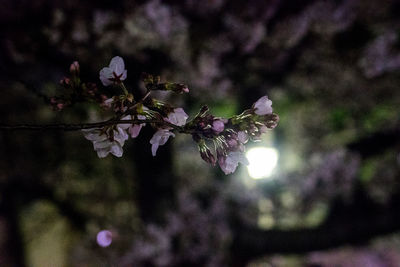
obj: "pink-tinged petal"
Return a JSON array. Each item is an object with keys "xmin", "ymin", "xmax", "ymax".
[
  {"xmin": 150, "ymin": 129, "xmax": 175, "ymax": 156},
  {"xmin": 82, "ymin": 127, "xmax": 127, "ymax": 158},
  {"xmin": 103, "ymin": 98, "xmax": 113, "ymax": 109},
  {"xmin": 150, "ymin": 131, "xmax": 162, "ymax": 145},
  {"xmin": 99, "ymin": 67, "xmax": 114, "ymax": 86},
  {"xmin": 218, "ymin": 155, "xmax": 236, "ymax": 175},
  {"xmin": 109, "ymin": 56, "xmax": 125, "ymax": 75},
  {"xmin": 259, "ymin": 125, "xmax": 268, "ymax": 134},
  {"xmin": 253, "ymin": 96, "xmax": 273, "ymax": 115},
  {"xmin": 94, "ymin": 139, "xmax": 114, "ymax": 150},
  {"xmin": 114, "ymin": 127, "xmax": 129, "ymax": 145},
  {"xmin": 151, "ymin": 143, "xmax": 159, "ymax": 156},
  {"xmin": 166, "ymin": 108, "xmax": 188, "ymax": 126},
  {"xmin": 82, "ymin": 129, "xmax": 106, "ymax": 142},
  {"xmin": 229, "ymin": 151, "xmax": 249, "ymax": 165},
  {"xmin": 110, "ymin": 143, "xmax": 123, "ymax": 157},
  {"xmin": 97, "ymin": 230, "xmax": 112, "ymax": 247},
  {"xmin": 118, "ymin": 116, "xmax": 133, "ymax": 130},
  {"xmin": 96, "ymin": 148, "xmax": 110, "ymax": 158},
  {"xmin": 238, "ymin": 131, "xmax": 248, "ymax": 144},
  {"xmin": 159, "ymin": 132, "xmax": 174, "ymax": 146},
  {"xmin": 121, "ymin": 70, "xmax": 127, "ymax": 81},
  {"xmin": 218, "ymin": 152, "xmax": 248, "ymax": 175},
  {"xmin": 129, "ymin": 124, "xmax": 143, "ymax": 138},
  {"xmin": 212, "ymin": 120, "xmax": 225, "ymax": 133}
]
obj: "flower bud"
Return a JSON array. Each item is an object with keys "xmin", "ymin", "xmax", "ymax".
[
  {"xmin": 60, "ymin": 77, "xmax": 70, "ymax": 86},
  {"xmin": 200, "ymin": 146, "xmax": 216, "ymax": 165},
  {"xmin": 212, "ymin": 119, "xmax": 225, "ymax": 134},
  {"xmin": 197, "ymin": 139, "xmax": 216, "ymax": 166},
  {"xmin": 141, "ymin": 72, "xmax": 157, "ymax": 87},
  {"xmin": 155, "ymin": 82, "xmax": 190, "ymax": 94},
  {"xmin": 253, "ymin": 95, "xmax": 273, "ymax": 115},
  {"xmin": 70, "ymin": 61, "xmax": 80, "ymax": 75}
]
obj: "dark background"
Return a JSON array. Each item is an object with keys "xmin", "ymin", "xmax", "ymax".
[{"xmin": 1, "ymin": 0, "xmax": 400, "ymax": 266}]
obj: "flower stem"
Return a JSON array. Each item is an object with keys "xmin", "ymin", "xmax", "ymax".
[{"xmin": 120, "ymin": 83, "xmax": 129, "ymax": 95}]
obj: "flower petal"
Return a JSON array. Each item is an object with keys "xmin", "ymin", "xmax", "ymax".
[
  {"xmin": 118, "ymin": 116, "xmax": 133, "ymax": 130},
  {"xmin": 110, "ymin": 143, "xmax": 123, "ymax": 157},
  {"xmin": 96, "ymin": 147, "xmax": 110, "ymax": 158},
  {"xmin": 212, "ymin": 120, "xmax": 225, "ymax": 133},
  {"xmin": 121, "ymin": 70, "xmax": 127, "ymax": 81},
  {"xmin": 253, "ymin": 96, "xmax": 273, "ymax": 115},
  {"xmin": 238, "ymin": 131, "xmax": 248, "ymax": 144},
  {"xmin": 99, "ymin": 67, "xmax": 114, "ymax": 86},
  {"xmin": 109, "ymin": 56, "xmax": 125, "ymax": 76},
  {"xmin": 114, "ymin": 127, "xmax": 129, "ymax": 145},
  {"xmin": 150, "ymin": 129, "xmax": 175, "ymax": 156},
  {"xmin": 129, "ymin": 124, "xmax": 143, "ymax": 138},
  {"xmin": 166, "ymin": 108, "xmax": 188, "ymax": 126},
  {"xmin": 151, "ymin": 143, "xmax": 159, "ymax": 156},
  {"xmin": 82, "ymin": 129, "xmax": 107, "ymax": 142}
]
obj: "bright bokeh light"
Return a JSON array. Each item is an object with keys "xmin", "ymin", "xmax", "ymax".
[
  {"xmin": 96, "ymin": 230, "xmax": 112, "ymax": 247},
  {"xmin": 246, "ymin": 147, "xmax": 279, "ymax": 179}
]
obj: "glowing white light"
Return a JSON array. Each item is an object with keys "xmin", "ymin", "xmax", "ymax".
[{"xmin": 246, "ymin": 147, "xmax": 278, "ymax": 179}]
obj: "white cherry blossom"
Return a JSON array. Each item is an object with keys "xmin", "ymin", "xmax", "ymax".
[
  {"xmin": 99, "ymin": 56, "xmax": 127, "ymax": 86},
  {"xmin": 82, "ymin": 126, "xmax": 129, "ymax": 158},
  {"xmin": 128, "ymin": 114, "xmax": 147, "ymax": 138},
  {"xmin": 218, "ymin": 151, "xmax": 249, "ymax": 175},
  {"xmin": 253, "ymin": 95, "xmax": 273, "ymax": 115},
  {"xmin": 165, "ymin": 108, "xmax": 188, "ymax": 126},
  {"xmin": 150, "ymin": 129, "xmax": 175, "ymax": 156}
]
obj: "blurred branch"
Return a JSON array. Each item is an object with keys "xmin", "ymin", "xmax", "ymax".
[
  {"xmin": 2, "ymin": 178, "xmax": 88, "ymax": 231},
  {"xmin": 231, "ymin": 188, "xmax": 400, "ymax": 264},
  {"xmin": 347, "ymin": 126, "xmax": 400, "ymax": 158}
]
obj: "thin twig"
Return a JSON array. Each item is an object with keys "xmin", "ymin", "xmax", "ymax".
[{"xmin": 0, "ymin": 119, "xmax": 185, "ymax": 132}]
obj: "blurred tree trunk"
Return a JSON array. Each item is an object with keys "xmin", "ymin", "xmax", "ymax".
[
  {"xmin": 0, "ymin": 193, "xmax": 25, "ymax": 267},
  {"xmin": 132, "ymin": 127, "xmax": 177, "ymax": 223}
]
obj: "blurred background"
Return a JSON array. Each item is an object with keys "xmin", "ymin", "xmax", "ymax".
[{"xmin": 1, "ymin": 0, "xmax": 400, "ymax": 266}]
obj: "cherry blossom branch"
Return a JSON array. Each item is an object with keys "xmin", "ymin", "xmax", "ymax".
[
  {"xmin": 7, "ymin": 56, "xmax": 279, "ymax": 174},
  {"xmin": 0, "ymin": 119, "xmax": 182, "ymax": 132}
]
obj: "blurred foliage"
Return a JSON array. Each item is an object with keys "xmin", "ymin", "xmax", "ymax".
[{"xmin": 1, "ymin": 0, "xmax": 400, "ymax": 266}]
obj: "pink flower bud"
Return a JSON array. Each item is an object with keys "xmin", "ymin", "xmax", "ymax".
[
  {"xmin": 212, "ymin": 120, "xmax": 225, "ymax": 134},
  {"xmin": 200, "ymin": 147, "xmax": 216, "ymax": 165},
  {"xmin": 253, "ymin": 96, "xmax": 273, "ymax": 115},
  {"xmin": 60, "ymin": 77, "xmax": 70, "ymax": 85},
  {"xmin": 70, "ymin": 61, "xmax": 80, "ymax": 75},
  {"xmin": 56, "ymin": 103, "xmax": 65, "ymax": 110},
  {"xmin": 182, "ymin": 86, "xmax": 189, "ymax": 93}
]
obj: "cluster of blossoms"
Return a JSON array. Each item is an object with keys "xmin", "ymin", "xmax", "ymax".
[
  {"xmin": 50, "ymin": 61, "xmax": 107, "ymax": 111},
  {"xmin": 53, "ymin": 56, "xmax": 278, "ymax": 175}
]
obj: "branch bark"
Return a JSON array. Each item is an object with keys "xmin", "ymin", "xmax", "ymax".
[{"xmin": 0, "ymin": 119, "xmax": 180, "ymax": 131}]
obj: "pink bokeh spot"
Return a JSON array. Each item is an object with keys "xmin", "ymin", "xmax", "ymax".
[{"xmin": 96, "ymin": 230, "xmax": 113, "ymax": 247}]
